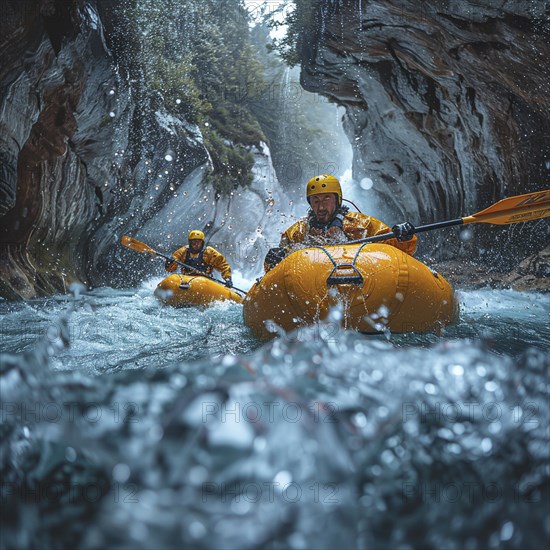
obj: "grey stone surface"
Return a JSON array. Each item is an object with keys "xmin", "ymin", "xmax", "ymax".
[
  {"xmin": 299, "ymin": 0, "xmax": 549, "ymax": 262},
  {"xmin": 0, "ymin": 1, "xmax": 291, "ymax": 297}
]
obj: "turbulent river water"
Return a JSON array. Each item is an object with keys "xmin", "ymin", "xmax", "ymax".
[{"xmin": 1, "ymin": 278, "xmax": 548, "ymax": 549}]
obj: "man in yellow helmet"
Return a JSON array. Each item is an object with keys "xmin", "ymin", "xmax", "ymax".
[
  {"xmin": 165, "ymin": 230, "xmax": 233, "ymax": 287},
  {"xmin": 265, "ymin": 174, "xmax": 417, "ymax": 270}
]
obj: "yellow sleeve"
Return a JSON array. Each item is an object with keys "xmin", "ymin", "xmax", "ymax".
[
  {"xmin": 203, "ymin": 247, "xmax": 232, "ymax": 279},
  {"xmin": 279, "ymin": 220, "xmax": 307, "ymax": 247},
  {"xmin": 166, "ymin": 246, "xmax": 188, "ymax": 272},
  {"xmin": 344, "ymin": 213, "xmax": 418, "ymax": 256}
]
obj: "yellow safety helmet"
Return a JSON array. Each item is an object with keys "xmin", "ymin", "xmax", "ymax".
[
  {"xmin": 306, "ymin": 174, "xmax": 342, "ymax": 206},
  {"xmin": 188, "ymin": 230, "xmax": 205, "ymax": 241}
]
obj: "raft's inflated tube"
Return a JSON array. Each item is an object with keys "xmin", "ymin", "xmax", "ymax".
[
  {"xmin": 243, "ymin": 244, "xmax": 458, "ymax": 339},
  {"xmin": 155, "ymin": 274, "xmax": 243, "ymax": 307}
]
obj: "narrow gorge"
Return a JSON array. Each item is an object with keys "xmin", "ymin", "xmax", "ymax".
[{"xmin": 1, "ymin": 0, "xmax": 548, "ymax": 299}]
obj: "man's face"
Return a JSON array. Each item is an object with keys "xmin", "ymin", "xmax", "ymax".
[
  {"xmin": 189, "ymin": 239, "xmax": 203, "ymax": 252},
  {"xmin": 310, "ymin": 193, "xmax": 337, "ymax": 223}
]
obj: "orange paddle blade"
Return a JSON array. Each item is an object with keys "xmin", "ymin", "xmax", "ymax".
[
  {"xmin": 121, "ymin": 235, "xmax": 158, "ymax": 255},
  {"xmin": 462, "ymin": 189, "xmax": 550, "ymax": 225}
]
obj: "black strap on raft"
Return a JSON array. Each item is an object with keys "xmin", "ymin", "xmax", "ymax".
[
  {"xmin": 184, "ymin": 247, "xmax": 210, "ymax": 274},
  {"xmin": 313, "ymin": 244, "xmax": 365, "ymax": 286},
  {"xmin": 178, "ymin": 275, "xmax": 191, "ymax": 290}
]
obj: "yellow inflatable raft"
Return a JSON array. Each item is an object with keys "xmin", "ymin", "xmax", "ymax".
[
  {"xmin": 154, "ymin": 274, "xmax": 243, "ymax": 307},
  {"xmin": 243, "ymin": 243, "xmax": 458, "ymax": 339}
]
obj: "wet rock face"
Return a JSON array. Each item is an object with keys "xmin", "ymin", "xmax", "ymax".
[
  {"xmin": 0, "ymin": 0, "xmax": 132, "ymax": 298},
  {"xmin": 0, "ymin": 0, "xmax": 212, "ymax": 298},
  {"xmin": 299, "ymin": 0, "xmax": 549, "ymax": 262},
  {"xmin": 502, "ymin": 245, "xmax": 550, "ymax": 292},
  {"xmin": 0, "ymin": 0, "xmax": 288, "ymax": 298}
]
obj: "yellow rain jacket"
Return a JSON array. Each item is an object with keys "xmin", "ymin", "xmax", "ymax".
[
  {"xmin": 165, "ymin": 245, "xmax": 232, "ymax": 279},
  {"xmin": 280, "ymin": 211, "xmax": 418, "ymax": 256}
]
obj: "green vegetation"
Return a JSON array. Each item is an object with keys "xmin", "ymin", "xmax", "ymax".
[
  {"xmin": 202, "ymin": 127, "xmax": 255, "ymax": 191},
  {"xmin": 265, "ymin": 0, "xmax": 314, "ymax": 66},
  {"xmin": 124, "ymin": 0, "xmax": 266, "ymax": 193}
]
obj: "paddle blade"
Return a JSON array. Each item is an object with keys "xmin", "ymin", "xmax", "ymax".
[
  {"xmin": 121, "ymin": 235, "xmax": 157, "ymax": 255},
  {"xmin": 463, "ymin": 189, "xmax": 550, "ymax": 225}
]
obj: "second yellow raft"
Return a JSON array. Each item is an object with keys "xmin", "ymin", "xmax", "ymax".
[
  {"xmin": 243, "ymin": 243, "xmax": 458, "ymax": 339},
  {"xmin": 154, "ymin": 274, "xmax": 243, "ymax": 307}
]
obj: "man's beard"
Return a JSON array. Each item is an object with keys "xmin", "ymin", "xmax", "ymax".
[{"xmin": 314, "ymin": 211, "xmax": 333, "ymax": 224}]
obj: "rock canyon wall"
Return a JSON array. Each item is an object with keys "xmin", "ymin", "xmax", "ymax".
[{"xmin": 298, "ymin": 0, "xmax": 549, "ymax": 261}]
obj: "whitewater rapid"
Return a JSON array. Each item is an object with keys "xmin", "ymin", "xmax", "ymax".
[{"xmin": 0, "ymin": 281, "xmax": 548, "ymax": 548}]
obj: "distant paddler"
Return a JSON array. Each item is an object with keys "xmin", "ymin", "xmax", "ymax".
[{"xmin": 165, "ymin": 230, "xmax": 234, "ymax": 288}]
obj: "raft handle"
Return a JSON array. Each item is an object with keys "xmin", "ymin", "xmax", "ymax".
[{"xmin": 326, "ymin": 264, "xmax": 364, "ymax": 286}]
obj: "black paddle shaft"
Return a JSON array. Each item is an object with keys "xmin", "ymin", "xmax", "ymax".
[{"xmin": 347, "ymin": 218, "xmax": 465, "ymax": 245}]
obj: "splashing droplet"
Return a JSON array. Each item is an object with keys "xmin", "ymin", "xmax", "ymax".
[{"xmin": 360, "ymin": 177, "xmax": 373, "ymax": 190}]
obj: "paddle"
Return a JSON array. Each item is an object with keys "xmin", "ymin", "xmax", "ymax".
[
  {"xmin": 347, "ymin": 189, "xmax": 550, "ymax": 245},
  {"xmin": 120, "ymin": 236, "xmax": 247, "ymax": 295}
]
